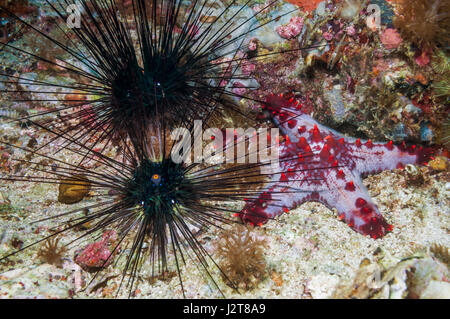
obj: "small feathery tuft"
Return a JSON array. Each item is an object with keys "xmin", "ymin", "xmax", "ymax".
[
  {"xmin": 216, "ymin": 224, "xmax": 267, "ymax": 291},
  {"xmin": 37, "ymin": 237, "xmax": 67, "ymax": 268}
]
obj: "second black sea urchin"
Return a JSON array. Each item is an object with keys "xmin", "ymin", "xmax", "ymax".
[{"xmin": 0, "ymin": 0, "xmax": 296, "ymax": 150}]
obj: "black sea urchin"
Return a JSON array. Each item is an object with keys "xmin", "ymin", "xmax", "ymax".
[
  {"xmin": 0, "ymin": 113, "xmax": 323, "ymax": 297},
  {"xmin": 0, "ymin": 0, "xmax": 300, "ymax": 152}
]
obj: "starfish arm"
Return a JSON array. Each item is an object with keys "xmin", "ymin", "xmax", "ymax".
[
  {"xmin": 240, "ymin": 178, "xmax": 312, "ymax": 226},
  {"xmin": 350, "ymin": 142, "xmax": 432, "ymax": 176},
  {"xmin": 319, "ymin": 170, "xmax": 393, "ymax": 239}
]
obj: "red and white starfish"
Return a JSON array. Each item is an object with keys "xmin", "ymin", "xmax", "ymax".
[{"xmin": 240, "ymin": 94, "xmax": 434, "ymax": 239}]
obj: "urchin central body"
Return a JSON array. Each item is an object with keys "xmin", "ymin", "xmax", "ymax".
[
  {"xmin": 110, "ymin": 55, "xmax": 194, "ymax": 123},
  {"xmin": 127, "ymin": 159, "xmax": 190, "ymax": 216}
]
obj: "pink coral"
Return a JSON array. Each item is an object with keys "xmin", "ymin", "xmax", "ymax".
[
  {"xmin": 415, "ymin": 49, "xmax": 431, "ymax": 67},
  {"xmin": 323, "ymin": 32, "xmax": 333, "ymax": 41},
  {"xmin": 248, "ymin": 39, "xmax": 258, "ymax": 51},
  {"xmin": 252, "ymin": 0, "xmax": 275, "ymax": 15},
  {"xmin": 380, "ymin": 28, "xmax": 403, "ymax": 50},
  {"xmin": 276, "ymin": 16, "xmax": 304, "ymax": 39},
  {"xmin": 241, "ymin": 59, "xmax": 256, "ymax": 76},
  {"xmin": 232, "ymin": 82, "xmax": 247, "ymax": 96},
  {"xmin": 74, "ymin": 230, "xmax": 118, "ymax": 272},
  {"xmin": 345, "ymin": 25, "xmax": 356, "ymax": 36}
]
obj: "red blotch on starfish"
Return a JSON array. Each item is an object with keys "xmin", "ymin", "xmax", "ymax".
[{"xmin": 345, "ymin": 181, "xmax": 356, "ymax": 191}]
